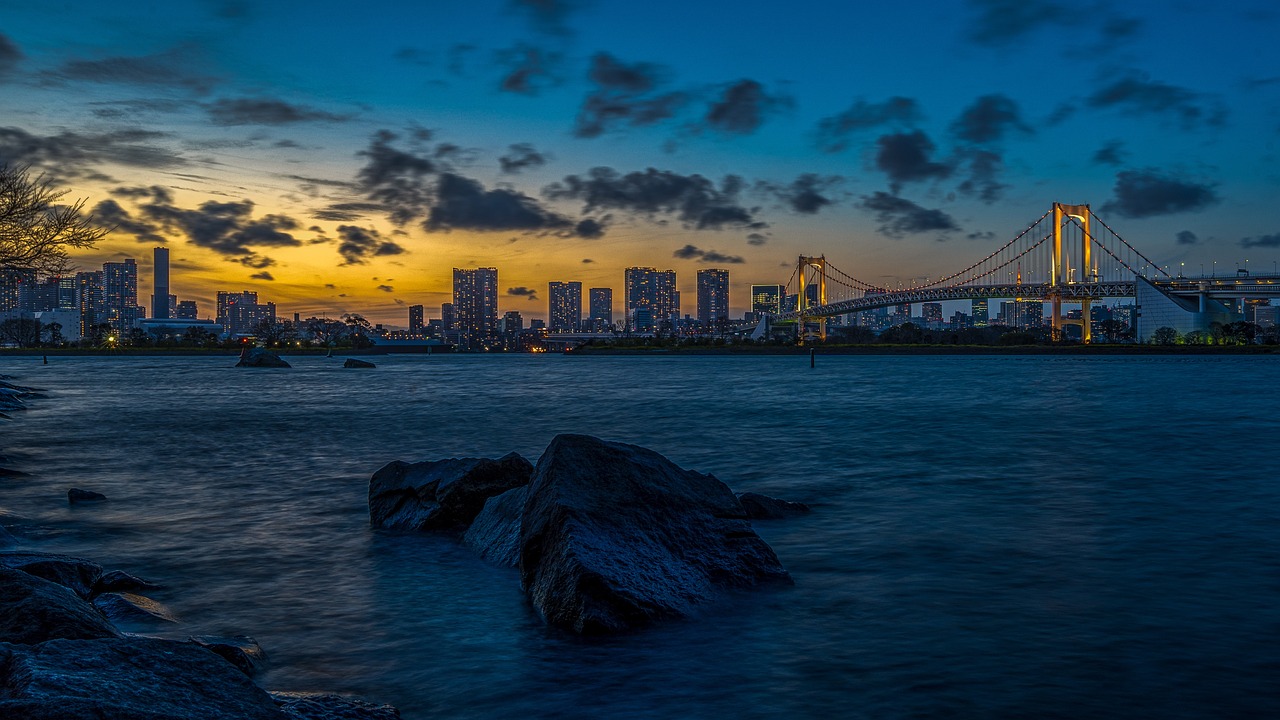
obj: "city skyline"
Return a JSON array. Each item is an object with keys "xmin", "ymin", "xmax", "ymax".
[{"xmin": 3, "ymin": 1, "xmax": 1279, "ymax": 324}]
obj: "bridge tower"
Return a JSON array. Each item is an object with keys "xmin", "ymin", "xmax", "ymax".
[
  {"xmin": 1052, "ymin": 203, "xmax": 1093, "ymax": 343},
  {"xmin": 797, "ymin": 255, "xmax": 828, "ymax": 343}
]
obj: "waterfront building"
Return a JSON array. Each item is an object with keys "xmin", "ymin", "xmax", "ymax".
[
  {"xmin": 152, "ymin": 247, "xmax": 170, "ymax": 320},
  {"xmin": 548, "ymin": 281, "xmax": 583, "ymax": 332},
  {"xmin": 750, "ymin": 284, "xmax": 785, "ymax": 317},
  {"xmin": 176, "ymin": 300, "xmax": 198, "ymax": 320},
  {"xmin": 216, "ymin": 290, "xmax": 276, "ymax": 337},
  {"xmin": 75, "ymin": 270, "xmax": 104, "ymax": 336},
  {"xmin": 103, "ymin": 258, "xmax": 144, "ymax": 331},
  {"xmin": 0, "ymin": 268, "xmax": 35, "ymax": 311},
  {"xmin": 696, "ymin": 269, "xmax": 730, "ymax": 327},
  {"xmin": 588, "ymin": 287, "xmax": 612, "ymax": 330},
  {"xmin": 624, "ymin": 267, "xmax": 676, "ymax": 331},
  {"xmin": 408, "ymin": 304, "xmax": 424, "ymax": 334},
  {"xmin": 971, "ymin": 298, "xmax": 988, "ymax": 327},
  {"xmin": 453, "ymin": 267, "xmax": 499, "ymax": 349}
]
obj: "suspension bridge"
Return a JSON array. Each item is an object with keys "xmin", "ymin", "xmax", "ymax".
[{"xmin": 762, "ymin": 202, "xmax": 1280, "ymax": 343}]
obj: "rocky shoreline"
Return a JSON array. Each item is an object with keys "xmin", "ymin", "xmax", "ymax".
[{"xmin": 0, "ymin": 373, "xmax": 400, "ymax": 719}]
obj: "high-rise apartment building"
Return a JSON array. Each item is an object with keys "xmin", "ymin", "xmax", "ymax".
[
  {"xmin": 408, "ymin": 304, "xmax": 424, "ymax": 334},
  {"xmin": 0, "ymin": 269, "xmax": 35, "ymax": 311},
  {"xmin": 216, "ymin": 290, "xmax": 276, "ymax": 337},
  {"xmin": 103, "ymin": 258, "xmax": 143, "ymax": 331},
  {"xmin": 623, "ymin": 267, "xmax": 676, "ymax": 331},
  {"xmin": 921, "ymin": 302, "xmax": 943, "ymax": 326},
  {"xmin": 696, "ymin": 269, "xmax": 730, "ymax": 326},
  {"xmin": 175, "ymin": 300, "xmax": 198, "ymax": 320},
  {"xmin": 588, "ymin": 287, "xmax": 612, "ymax": 329},
  {"xmin": 453, "ymin": 267, "xmax": 499, "ymax": 348},
  {"xmin": 750, "ymin": 284, "xmax": 785, "ymax": 317},
  {"xmin": 441, "ymin": 303, "xmax": 455, "ymax": 331},
  {"xmin": 971, "ymin": 299, "xmax": 988, "ymax": 327},
  {"xmin": 152, "ymin": 247, "xmax": 170, "ymax": 320},
  {"xmin": 548, "ymin": 281, "xmax": 583, "ymax": 332}
]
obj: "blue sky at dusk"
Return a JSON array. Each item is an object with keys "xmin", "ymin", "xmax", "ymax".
[{"xmin": 2, "ymin": 0, "xmax": 1278, "ymax": 323}]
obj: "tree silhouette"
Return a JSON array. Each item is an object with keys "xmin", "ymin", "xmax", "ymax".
[{"xmin": 1, "ymin": 165, "xmax": 108, "ymax": 275}]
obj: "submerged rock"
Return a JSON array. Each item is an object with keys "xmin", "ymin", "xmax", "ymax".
[
  {"xmin": 462, "ymin": 486, "xmax": 528, "ymax": 567},
  {"xmin": 67, "ymin": 488, "xmax": 107, "ymax": 504},
  {"xmin": 191, "ymin": 635, "xmax": 268, "ymax": 677},
  {"xmin": 0, "ymin": 567, "xmax": 120, "ymax": 644},
  {"xmin": 369, "ymin": 452, "xmax": 533, "ymax": 531},
  {"xmin": 236, "ymin": 348, "xmax": 291, "ymax": 368},
  {"xmin": 0, "ymin": 552, "xmax": 103, "ymax": 599},
  {"xmin": 343, "ymin": 358, "xmax": 376, "ymax": 368},
  {"xmin": 271, "ymin": 692, "xmax": 401, "ymax": 720},
  {"xmin": 95, "ymin": 568, "xmax": 162, "ymax": 595},
  {"xmin": 0, "ymin": 636, "xmax": 284, "ymax": 720},
  {"xmin": 93, "ymin": 591, "xmax": 179, "ymax": 624},
  {"xmin": 519, "ymin": 434, "xmax": 792, "ymax": 634},
  {"xmin": 736, "ymin": 491, "xmax": 811, "ymax": 519}
]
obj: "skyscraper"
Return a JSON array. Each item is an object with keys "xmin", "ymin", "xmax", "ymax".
[
  {"xmin": 971, "ymin": 299, "xmax": 988, "ymax": 327},
  {"xmin": 453, "ymin": 267, "xmax": 499, "ymax": 348},
  {"xmin": 152, "ymin": 247, "xmax": 170, "ymax": 320},
  {"xmin": 588, "ymin": 287, "xmax": 612, "ymax": 329},
  {"xmin": 103, "ymin": 258, "xmax": 142, "ymax": 331},
  {"xmin": 750, "ymin": 284, "xmax": 785, "ymax": 317},
  {"xmin": 623, "ymin": 267, "xmax": 676, "ymax": 331},
  {"xmin": 548, "ymin": 281, "xmax": 583, "ymax": 332},
  {"xmin": 696, "ymin": 269, "xmax": 730, "ymax": 326},
  {"xmin": 75, "ymin": 270, "xmax": 104, "ymax": 336},
  {"xmin": 408, "ymin": 304, "xmax": 424, "ymax": 334}
]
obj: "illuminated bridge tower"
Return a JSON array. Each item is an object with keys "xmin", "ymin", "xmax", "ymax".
[
  {"xmin": 1051, "ymin": 202, "xmax": 1092, "ymax": 343},
  {"xmin": 797, "ymin": 255, "xmax": 828, "ymax": 343}
]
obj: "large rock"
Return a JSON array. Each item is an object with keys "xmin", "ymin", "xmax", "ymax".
[
  {"xmin": 93, "ymin": 591, "xmax": 179, "ymax": 624},
  {"xmin": 462, "ymin": 486, "xmax": 527, "ymax": 567},
  {"xmin": 0, "ymin": 567, "xmax": 120, "ymax": 644},
  {"xmin": 343, "ymin": 358, "xmax": 376, "ymax": 368},
  {"xmin": 0, "ymin": 552, "xmax": 103, "ymax": 599},
  {"xmin": 0, "ymin": 637, "xmax": 285, "ymax": 720},
  {"xmin": 190, "ymin": 635, "xmax": 267, "ymax": 677},
  {"xmin": 95, "ymin": 568, "xmax": 162, "ymax": 595},
  {"xmin": 736, "ymin": 491, "xmax": 811, "ymax": 519},
  {"xmin": 369, "ymin": 453, "xmax": 533, "ymax": 531},
  {"xmin": 237, "ymin": 348, "xmax": 291, "ymax": 368},
  {"xmin": 68, "ymin": 488, "xmax": 107, "ymax": 504},
  {"xmin": 519, "ymin": 434, "xmax": 792, "ymax": 634}
]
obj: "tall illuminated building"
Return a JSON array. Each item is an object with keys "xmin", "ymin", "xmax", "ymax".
[
  {"xmin": 408, "ymin": 304, "xmax": 424, "ymax": 334},
  {"xmin": 75, "ymin": 270, "xmax": 104, "ymax": 336},
  {"xmin": 453, "ymin": 267, "xmax": 499, "ymax": 348},
  {"xmin": 548, "ymin": 281, "xmax": 582, "ymax": 332},
  {"xmin": 696, "ymin": 269, "xmax": 730, "ymax": 326},
  {"xmin": 624, "ymin": 267, "xmax": 676, "ymax": 331},
  {"xmin": 588, "ymin": 288, "xmax": 612, "ymax": 329},
  {"xmin": 216, "ymin": 290, "xmax": 275, "ymax": 337},
  {"xmin": 103, "ymin": 258, "xmax": 143, "ymax": 331},
  {"xmin": 971, "ymin": 299, "xmax": 988, "ymax": 327},
  {"xmin": 152, "ymin": 247, "xmax": 170, "ymax": 320},
  {"xmin": 750, "ymin": 284, "xmax": 784, "ymax": 317}
]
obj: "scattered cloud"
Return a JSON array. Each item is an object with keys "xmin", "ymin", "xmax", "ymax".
[
  {"xmin": 250, "ymin": 271, "xmax": 274, "ymax": 281},
  {"xmin": 495, "ymin": 44, "xmax": 562, "ymax": 95},
  {"xmin": 701, "ymin": 79, "xmax": 790, "ymax": 135},
  {"xmin": 544, "ymin": 167, "xmax": 766, "ymax": 230},
  {"xmin": 746, "ymin": 232, "xmax": 768, "ymax": 246},
  {"xmin": 507, "ymin": 286, "xmax": 539, "ymax": 300},
  {"xmin": 815, "ymin": 97, "xmax": 922, "ymax": 152},
  {"xmin": 352, "ymin": 129, "xmax": 438, "ymax": 225},
  {"xmin": 860, "ymin": 192, "xmax": 959, "ymax": 238},
  {"xmin": 499, "ymin": 143, "xmax": 549, "ymax": 174},
  {"xmin": 1093, "ymin": 140, "xmax": 1126, "ymax": 166},
  {"xmin": 1101, "ymin": 169, "xmax": 1219, "ymax": 218},
  {"xmin": 1086, "ymin": 76, "xmax": 1227, "ymax": 130},
  {"xmin": 0, "ymin": 33, "xmax": 22, "ymax": 80},
  {"xmin": 120, "ymin": 186, "xmax": 305, "ymax": 257},
  {"xmin": 88, "ymin": 98, "xmax": 188, "ymax": 119},
  {"xmin": 950, "ymin": 94, "xmax": 1030, "ymax": 144},
  {"xmin": 508, "ymin": 0, "xmax": 586, "ymax": 36},
  {"xmin": 0, "ymin": 126, "xmax": 186, "ymax": 178},
  {"xmin": 874, "ymin": 131, "xmax": 952, "ymax": 191},
  {"xmin": 206, "ymin": 98, "xmax": 351, "ymax": 125},
  {"xmin": 1240, "ymin": 233, "xmax": 1280, "ymax": 248},
  {"xmin": 955, "ymin": 149, "xmax": 1005, "ymax": 204},
  {"xmin": 574, "ymin": 216, "xmax": 609, "ymax": 238},
  {"xmin": 672, "ymin": 244, "xmax": 745, "ymax": 264},
  {"xmin": 762, "ymin": 174, "xmax": 842, "ymax": 214},
  {"xmin": 581, "ymin": 258, "xmax": 594, "ymax": 263},
  {"xmin": 1176, "ymin": 230, "xmax": 1199, "ymax": 245},
  {"xmin": 42, "ymin": 47, "xmax": 217, "ymax": 93},
  {"xmin": 90, "ymin": 199, "xmax": 166, "ymax": 244},
  {"xmin": 426, "ymin": 172, "xmax": 576, "ymax": 234},
  {"xmin": 574, "ymin": 53, "xmax": 686, "ymax": 138},
  {"xmin": 377, "ymin": 284, "xmax": 394, "ymax": 292},
  {"xmin": 965, "ymin": 0, "xmax": 1068, "ymax": 46},
  {"xmin": 336, "ymin": 225, "xmax": 406, "ymax": 265}
]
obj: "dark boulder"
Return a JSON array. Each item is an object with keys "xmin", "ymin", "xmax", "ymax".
[
  {"xmin": 95, "ymin": 568, "xmax": 162, "ymax": 595},
  {"xmin": 343, "ymin": 358, "xmax": 376, "ymax": 368},
  {"xmin": 271, "ymin": 692, "xmax": 401, "ymax": 719},
  {"xmin": 236, "ymin": 348, "xmax": 291, "ymax": 368},
  {"xmin": 93, "ymin": 591, "xmax": 179, "ymax": 624},
  {"xmin": 0, "ymin": 636, "xmax": 285, "ymax": 720},
  {"xmin": 191, "ymin": 635, "xmax": 268, "ymax": 677},
  {"xmin": 369, "ymin": 452, "xmax": 533, "ymax": 531},
  {"xmin": 736, "ymin": 491, "xmax": 811, "ymax": 519},
  {"xmin": 462, "ymin": 486, "xmax": 527, "ymax": 567},
  {"xmin": 0, "ymin": 552, "xmax": 103, "ymax": 598},
  {"xmin": 67, "ymin": 488, "xmax": 107, "ymax": 504},
  {"xmin": 519, "ymin": 434, "xmax": 792, "ymax": 634},
  {"xmin": 0, "ymin": 567, "xmax": 120, "ymax": 644}
]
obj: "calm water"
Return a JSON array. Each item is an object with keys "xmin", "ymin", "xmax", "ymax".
[{"xmin": 2, "ymin": 353, "xmax": 1279, "ymax": 718}]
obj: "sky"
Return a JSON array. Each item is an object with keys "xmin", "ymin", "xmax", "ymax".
[{"xmin": 2, "ymin": 0, "xmax": 1279, "ymax": 325}]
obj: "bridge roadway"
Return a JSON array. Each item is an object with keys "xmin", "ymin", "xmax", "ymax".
[{"xmin": 770, "ymin": 274, "xmax": 1280, "ymax": 322}]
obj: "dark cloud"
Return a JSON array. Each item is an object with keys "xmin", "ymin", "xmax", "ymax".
[
  {"xmin": 967, "ymin": 230, "xmax": 996, "ymax": 241},
  {"xmin": 860, "ymin": 192, "xmax": 960, "ymax": 238},
  {"xmin": 427, "ymin": 172, "xmax": 575, "ymax": 234},
  {"xmin": 574, "ymin": 53, "xmax": 687, "ymax": 138},
  {"xmin": 544, "ymin": 167, "xmax": 766, "ymax": 230},
  {"xmin": 581, "ymin": 258, "xmax": 594, "ymax": 263},
  {"xmin": 0, "ymin": 33, "xmax": 22, "ymax": 79},
  {"xmin": 950, "ymin": 94, "xmax": 1030, "ymax": 144},
  {"xmin": 965, "ymin": 0, "xmax": 1068, "ymax": 45},
  {"xmin": 874, "ymin": 131, "xmax": 952, "ymax": 191},
  {"xmin": 815, "ymin": 97, "xmax": 921, "ymax": 153},
  {"xmin": 0, "ymin": 126, "xmax": 186, "ymax": 179},
  {"xmin": 672, "ymin": 245, "xmax": 745, "ymax": 264},
  {"xmin": 574, "ymin": 216, "xmax": 608, "ymax": 238},
  {"xmin": 1239, "ymin": 233, "xmax": 1280, "ymax": 248},
  {"xmin": 1101, "ymin": 169, "xmax": 1219, "ymax": 218},
  {"xmin": 236, "ymin": 255, "xmax": 275, "ymax": 269},
  {"xmin": 1087, "ymin": 76, "xmax": 1226, "ymax": 130},
  {"xmin": 311, "ymin": 202, "xmax": 388, "ymax": 222},
  {"xmin": 507, "ymin": 286, "xmax": 539, "ymax": 300},
  {"xmin": 352, "ymin": 130, "xmax": 437, "ymax": 225},
  {"xmin": 955, "ymin": 149, "xmax": 1005, "ymax": 204},
  {"xmin": 508, "ymin": 0, "xmax": 585, "ymax": 35},
  {"xmin": 43, "ymin": 48, "xmax": 217, "ymax": 93},
  {"xmin": 250, "ymin": 271, "xmax": 274, "ymax": 281},
  {"xmin": 702, "ymin": 80, "xmax": 790, "ymax": 135},
  {"xmin": 763, "ymin": 174, "xmax": 842, "ymax": 214},
  {"xmin": 206, "ymin": 98, "xmax": 351, "ymax": 125},
  {"xmin": 335, "ymin": 225, "xmax": 406, "ymax": 265},
  {"xmin": 88, "ymin": 98, "xmax": 188, "ymax": 119},
  {"xmin": 499, "ymin": 143, "xmax": 549, "ymax": 174},
  {"xmin": 126, "ymin": 187, "xmax": 304, "ymax": 256},
  {"xmin": 496, "ymin": 44, "xmax": 562, "ymax": 95},
  {"xmin": 746, "ymin": 232, "xmax": 768, "ymax": 246},
  {"xmin": 377, "ymin": 284, "xmax": 394, "ymax": 292},
  {"xmin": 1176, "ymin": 230, "xmax": 1199, "ymax": 245},
  {"xmin": 90, "ymin": 199, "xmax": 166, "ymax": 244},
  {"xmin": 1093, "ymin": 140, "xmax": 1126, "ymax": 166}
]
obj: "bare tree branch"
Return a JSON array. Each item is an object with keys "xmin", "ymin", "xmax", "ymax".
[{"xmin": 0, "ymin": 165, "xmax": 108, "ymax": 275}]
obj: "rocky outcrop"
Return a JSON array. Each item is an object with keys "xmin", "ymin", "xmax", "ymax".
[
  {"xmin": 0, "ymin": 567, "xmax": 120, "ymax": 644},
  {"xmin": 369, "ymin": 453, "xmax": 533, "ymax": 531},
  {"xmin": 67, "ymin": 488, "xmax": 107, "ymax": 504},
  {"xmin": 95, "ymin": 568, "xmax": 162, "ymax": 595},
  {"xmin": 93, "ymin": 591, "xmax": 179, "ymax": 624},
  {"xmin": 0, "ymin": 637, "xmax": 284, "ymax": 720},
  {"xmin": 518, "ymin": 434, "xmax": 792, "ymax": 634},
  {"xmin": 191, "ymin": 635, "xmax": 268, "ymax": 677},
  {"xmin": 236, "ymin": 348, "xmax": 291, "ymax": 368},
  {"xmin": 736, "ymin": 491, "xmax": 811, "ymax": 519},
  {"xmin": 462, "ymin": 486, "xmax": 527, "ymax": 567},
  {"xmin": 0, "ymin": 552, "xmax": 103, "ymax": 599},
  {"xmin": 271, "ymin": 692, "xmax": 401, "ymax": 720},
  {"xmin": 343, "ymin": 358, "xmax": 376, "ymax": 368}
]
